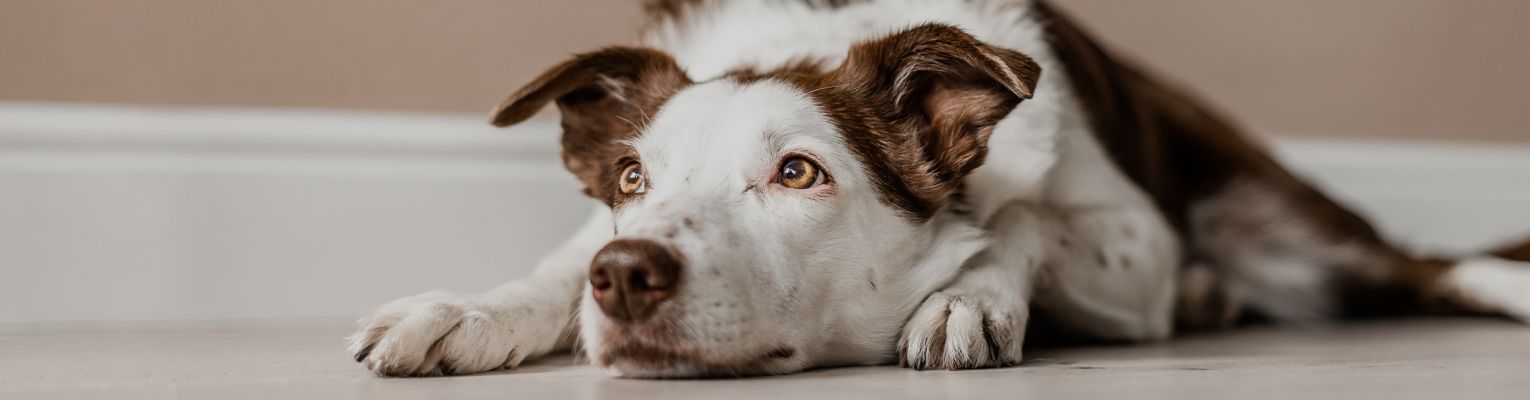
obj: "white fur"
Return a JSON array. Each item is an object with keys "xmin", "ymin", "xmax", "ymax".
[
  {"xmin": 352, "ymin": 0, "xmax": 1181, "ymax": 377},
  {"xmin": 1444, "ymin": 258, "xmax": 1530, "ymax": 321}
]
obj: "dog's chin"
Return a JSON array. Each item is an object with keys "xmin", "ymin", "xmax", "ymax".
[{"xmin": 596, "ymin": 341, "xmax": 802, "ymax": 379}]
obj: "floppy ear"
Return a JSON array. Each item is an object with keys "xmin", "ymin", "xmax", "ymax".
[
  {"xmin": 827, "ymin": 23, "xmax": 1041, "ymax": 189},
  {"xmin": 491, "ymin": 47, "xmax": 691, "ymax": 202}
]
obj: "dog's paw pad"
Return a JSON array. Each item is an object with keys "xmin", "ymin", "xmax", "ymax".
[{"xmin": 898, "ymin": 292, "xmax": 1023, "ymax": 370}]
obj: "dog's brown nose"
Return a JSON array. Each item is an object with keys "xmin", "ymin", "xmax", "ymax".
[{"xmin": 589, "ymin": 238, "xmax": 682, "ymax": 322}]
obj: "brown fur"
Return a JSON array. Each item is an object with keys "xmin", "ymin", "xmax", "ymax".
[
  {"xmin": 1495, "ymin": 239, "xmax": 1530, "ymax": 261},
  {"xmin": 641, "ymin": 0, "xmax": 706, "ymax": 22},
  {"xmin": 725, "ymin": 58, "xmax": 832, "ymax": 82},
  {"xmin": 751, "ymin": 23, "xmax": 1041, "ymax": 220},
  {"xmin": 491, "ymin": 47, "xmax": 692, "ymax": 206},
  {"xmin": 1033, "ymin": 1, "xmax": 1493, "ymax": 322},
  {"xmin": 644, "ymin": 0, "xmax": 865, "ymax": 23}
]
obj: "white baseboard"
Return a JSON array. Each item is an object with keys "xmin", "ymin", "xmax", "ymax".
[
  {"xmin": 1270, "ymin": 137, "xmax": 1530, "ymax": 254},
  {"xmin": 2, "ymin": 101, "xmax": 1528, "ymax": 325},
  {"xmin": 0, "ymin": 102, "xmax": 592, "ymax": 325}
]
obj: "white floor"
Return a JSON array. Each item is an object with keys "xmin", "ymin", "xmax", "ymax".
[{"xmin": 4, "ymin": 319, "xmax": 1529, "ymax": 399}]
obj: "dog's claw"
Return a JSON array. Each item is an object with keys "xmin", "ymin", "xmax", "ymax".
[{"xmin": 354, "ymin": 343, "xmax": 374, "ymax": 363}]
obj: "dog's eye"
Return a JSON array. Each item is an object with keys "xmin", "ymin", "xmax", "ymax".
[
  {"xmin": 619, "ymin": 162, "xmax": 646, "ymax": 194},
  {"xmin": 777, "ymin": 157, "xmax": 822, "ymax": 190}
]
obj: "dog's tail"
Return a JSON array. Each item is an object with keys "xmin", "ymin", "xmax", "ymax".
[
  {"xmin": 1409, "ymin": 237, "xmax": 1530, "ymax": 322},
  {"xmin": 1494, "ymin": 239, "xmax": 1530, "ymax": 261}
]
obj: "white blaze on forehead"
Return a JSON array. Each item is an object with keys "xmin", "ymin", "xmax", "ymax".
[{"xmin": 632, "ymin": 79, "xmax": 852, "ymax": 194}]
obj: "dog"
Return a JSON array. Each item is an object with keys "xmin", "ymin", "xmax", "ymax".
[{"xmin": 347, "ymin": 0, "xmax": 1530, "ymax": 378}]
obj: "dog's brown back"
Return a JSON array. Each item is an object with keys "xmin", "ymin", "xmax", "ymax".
[{"xmin": 1036, "ymin": 1, "xmax": 1529, "ymax": 327}]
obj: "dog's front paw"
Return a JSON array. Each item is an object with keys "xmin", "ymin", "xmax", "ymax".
[
  {"xmin": 346, "ymin": 291, "xmax": 547, "ymax": 377},
  {"xmin": 898, "ymin": 292, "xmax": 1025, "ymax": 370}
]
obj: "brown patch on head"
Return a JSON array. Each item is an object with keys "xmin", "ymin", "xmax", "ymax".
[
  {"xmin": 644, "ymin": 0, "xmax": 866, "ymax": 29},
  {"xmin": 491, "ymin": 47, "xmax": 691, "ymax": 206},
  {"xmin": 727, "ymin": 58, "xmax": 833, "ymax": 82},
  {"xmin": 760, "ymin": 23, "xmax": 1041, "ymax": 220},
  {"xmin": 641, "ymin": 0, "xmax": 707, "ymax": 22}
]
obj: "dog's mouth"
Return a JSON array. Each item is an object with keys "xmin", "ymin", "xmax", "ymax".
[
  {"xmin": 599, "ymin": 340, "xmax": 798, "ymax": 378},
  {"xmin": 587, "ymin": 293, "xmax": 800, "ymax": 377}
]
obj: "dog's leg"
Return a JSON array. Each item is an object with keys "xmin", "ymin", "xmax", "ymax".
[
  {"xmin": 899, "ymin": 200, "xmax": 1179, "ymax": 370},
  {"xmin": 897, "ymin": 205, "xmax": 1046, "ymax": 370},
  {"xmin": 1191, "ymin": 177, "xmax": 1530, "ymax": 323},
  {"xmin": 1025, "ymin": 204, "xmax": 1180, "ymax": 341},
  {"xmin": 346, "ymin": 206, "xmax": 611, "ymax": 377},
  {"xmin": 897, "ymin": 241, "xmax": 1036, "ymax": 370}
]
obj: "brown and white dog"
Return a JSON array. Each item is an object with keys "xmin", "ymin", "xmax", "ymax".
[{"xmin": 348, "ymin": 0, "xmax": 1530, "ymax": 378}]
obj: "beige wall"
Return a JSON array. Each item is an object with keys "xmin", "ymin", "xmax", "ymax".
[{"xmin": 2, "ymin": 0, "xmax": 1527, "ymax": 141}]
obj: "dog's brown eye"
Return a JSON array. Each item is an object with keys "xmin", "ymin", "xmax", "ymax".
[
  {"xmin": 619, "ymin": 163, "xmax": 646, "ymax": 194},
  {"xmin": 777, "ymin": 157, "xmax": 821, "ymax": 190}
]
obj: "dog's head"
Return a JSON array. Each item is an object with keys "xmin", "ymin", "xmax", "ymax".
[{"xmin": 492, "ymin": 24, "xmax": 1039, "ymax": 377}]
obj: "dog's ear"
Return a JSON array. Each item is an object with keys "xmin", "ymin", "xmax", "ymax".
[
  {"xmin": 491, "ymin": 47, "xmax": 691, "ymax": 202},
  {"xmin": 827, "ymin": 23, "xmax": 1041, "ymax": 188}
]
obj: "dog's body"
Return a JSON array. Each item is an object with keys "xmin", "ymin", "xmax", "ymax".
[{"xmin": 350, "ymin": 0, "xmax": 1530, "ymax": 378}]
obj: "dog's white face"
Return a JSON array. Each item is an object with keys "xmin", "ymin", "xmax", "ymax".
[
  {"xmin": 577, "ymin": 80, "xmax": 929, "ymax": 377},
  {"xmin": 492, "ymin": 24, "xmax": 1040, "ymax": 377}
]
